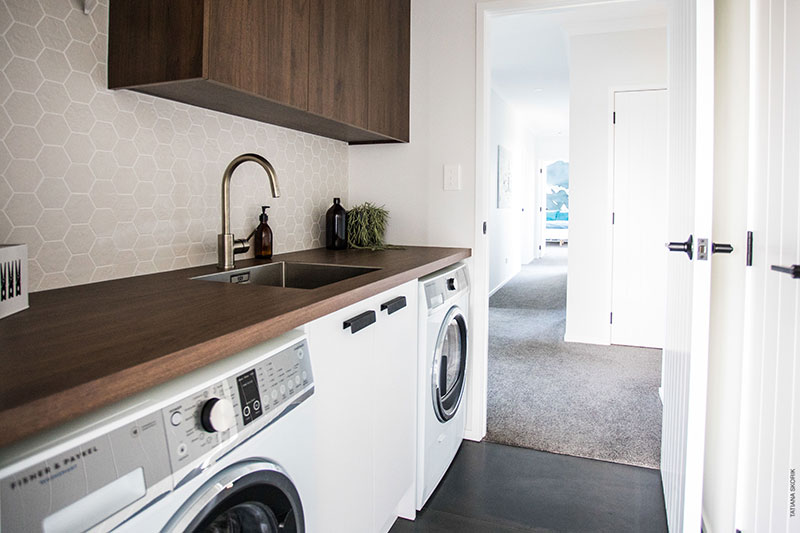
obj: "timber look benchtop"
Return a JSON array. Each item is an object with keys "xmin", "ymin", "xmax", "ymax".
[{"xmin": 0, "ymin": 246, "xmax": 470, "ymax": 447}]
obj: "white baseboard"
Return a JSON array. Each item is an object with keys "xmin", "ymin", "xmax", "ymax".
[{"xmin": 488, "ymin": 269, "xmax": 519, "ymax": 297}]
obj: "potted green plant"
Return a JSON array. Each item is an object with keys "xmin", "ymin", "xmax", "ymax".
[{"xmin": 346, "ymin": 202, "xmax": 398, "ymax": 250}]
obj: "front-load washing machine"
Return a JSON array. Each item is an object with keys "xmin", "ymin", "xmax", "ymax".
[
  {"xmin": 416, "ymin": 262, "xmax": 470, "ymax": 510},
  {"xmin": 0, "ymin": 328, "xmax": 316, "ymax": 533}
]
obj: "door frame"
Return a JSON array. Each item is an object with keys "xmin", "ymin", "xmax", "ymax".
[
  {"xmin": 472, "ymin": 0, "xmax": 621, "ymax": 442},
  {"xmin": 607, "ymin": 85, "xmax": 668, "ymax": 347}
]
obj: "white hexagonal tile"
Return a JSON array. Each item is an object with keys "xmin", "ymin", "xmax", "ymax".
[
  {"xmin": 90, "ymin": 91, "xmax": 118, "ymax": 121},
  {"xmin": 133, "ymin": 181, "xmax": 156, "ymax": 209},
  {"xmin": 64, "ymin": 71, "xmax": 94, "ymax": 104},
  {"xmin": 41, "ymin": 0, "xmax": 72, "ymax": 21},
  {"xmin": 37, "ymin": 240, "xmax": 71, "ymax": 274},
  {"xmin": 38, "ymin": 272, "xmax": 69, "ymax": 290},
  {"xmin": 113, "ymin": 138, "xmax": 137, "ymax": 166},
  {"xmin": 65, "ymin": 253, "xmax": 95, "ymax": 285},
  {"xmin": 5, "ymin": 159, "xmax": 42, "ymax": 193},
  {"xmin": 90, "ymin": 34, "xmax": 106, "ymax": 64},
  {"xmin": 64, "ymin": 193, "xmax": 94, "ymax": 224},
  {"xmin": 153, "ymin": 195, "xmax": 175, "ymax": 221},
  {"xmin": 63, "ymin": 132, "xmax": 94, "ymax": 164},
  {"xmin": 153, "ymin": 144, "xmax": 174, "ymax": 171},
  {"xmin": 88, "ymin": 150, "xmax": 117, "ymax": 179},
  {"xmin": 114, "ymin": 195, "xmax": 137, "ymax": 223},
  {"xmin": 88, "ymin": 121, "xmax": 116, "ymax": 151},
  {"xmin": 6, "ymin": 92, "xmax": 43, "ymax": 127},
  {"xmin": 65, "ymin": 40, "xmax": 96, "ymax": 74},
  {"xmin": 64, "ymin": 163, "xmax": 93, "ymax": 193},
  {"xmin": 0, "ymin": 108, "xmax": 11, "ymax": 138},
  {"xmin": 0, "ymin": 4, "xmax": 13, "ymax": 34},
  {"xmin": 64, "ymin": 101, "xmax": 94, "ymax": 132},
  {"xmin": 89, "ymin": 62, "xmax": 105, "ymax": 87},
  {"xmin": 112, "ymin": 111, "xmax": 138, "ymax": 140},
  {"xmin": 90, "ymin": 3, "xmax": 108, "ymax": 35},
  {"xmin": 133, "ymin": 155, "xmax": 156, "ymax": 181},
  {"xmin": 36, "ymin": 16, "xmax": 71, "ymax": 51},
  {"xmin": 36, "ymin": 113, "xmax": 71, "ymax": 145},
  {"xmin": 36, "ymin": 177, "xmax": 70, "ymax": 208},
  {"xmin": 38, "ymin": 209, "xmax": 69, "ymax": 241},
  {"xmin": 112, "ymin": 166, "xmax": 137, "ymax": 195},
  {"xmin": 0, "ymin": 72, "xmax": 12, "ymax": 104},
  {"xmin": 5, "ymin": 125, "xmax": 42, "ymax": 159},
  {"xmin": 132, "ymin": 209, "xmax": 157, "ymax": 236},
  {"xmin": 8, "ymin": 226, "xmax": 43, "ymax": 257},
  {"xmin": 89, "ymin": 236, "xmax": 115, "ymax": 267},
  {"xmin": 88, "ymin": 179, "xmax": 116, "ymax": 209},
  {"xmin": 65, "ymin": 9, "xmax": 94, "ymax": 44},
  {"xmin": 6, "ymin": 0, "xmax": 44, "ymax": 27},
  {"xmin": 89, "ymin": 207, "xmax": 116, "ymax": 237},
  {"xmin": 153, "ymin": 117, "xmax": 175, "ymax": 144},
  {"xmin": 6, "ymin": 57, "xmax": 43, "ymax": 92},
  {"xmin": 64, "ymin": 224, "xmax": 94, "ymax": 254},
  {"xmin": 36, "ymin": 81, "xmax": 70, "ymax": 114},
  {"xmin": 6, "ymin": 22, "xmax": 44, "ymax": 60},
  {"xmin": 36, "ymin": 146, "xmax": 69, "ymax": 177},
  {"xmin": 112, "ymin": 221, "xmax": 137, "ymax": 250}
]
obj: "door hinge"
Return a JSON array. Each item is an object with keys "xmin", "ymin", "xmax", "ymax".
[
  {"xmin": 612, "ymin": 112, "xmax": 616, "ymax": 124},
  {"xmin": 610, "ymin": 312, "xmax": 613, "ymax": 324},
  {"xmin": 482, "ymin": 221, "xmax": 487, "ymax": 235},
  {"xmin": 746, "ymin": 231, "xmax": 753, "ymax": 266},
  {"xmin": 612, "ymin": 212, "xmax": 615, "ymax": 225}
]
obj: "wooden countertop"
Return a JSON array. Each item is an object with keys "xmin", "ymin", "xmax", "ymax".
[{"xmin": 0, "ymin": 246, "xmax": 470, "ymax": 447}]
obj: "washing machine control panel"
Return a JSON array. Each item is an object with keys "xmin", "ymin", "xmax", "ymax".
[{"xmin": 161, "ymin": 339, "xmax": 313, "ymax": 475}]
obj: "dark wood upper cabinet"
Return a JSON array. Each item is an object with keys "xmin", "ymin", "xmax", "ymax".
[{"xmin": 108, "ymin": 0, "xmax": 409, "ymax": 144}]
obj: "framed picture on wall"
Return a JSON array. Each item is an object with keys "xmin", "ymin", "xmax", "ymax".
[{"xmin": 497, "ymin": 145, "xmax": 512, "ymax": 208}]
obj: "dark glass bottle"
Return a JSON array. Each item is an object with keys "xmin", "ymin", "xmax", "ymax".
[
  {"xmin": 326, "ymin": 198, "xmax": 347, "ymax": 250},
  {"xmin": 254, "ymin": 206, "xmax": 273, "ymax": 258}
]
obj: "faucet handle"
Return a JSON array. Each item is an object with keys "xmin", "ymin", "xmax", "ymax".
[{"xmin": 234, "ymin": 238, "xmax": 250, "ymax": 255}]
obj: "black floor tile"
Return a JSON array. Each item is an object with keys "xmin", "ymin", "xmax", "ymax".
[{"xmin": 391, "ymin": 441, "xmax": 668, "ymax": 533}]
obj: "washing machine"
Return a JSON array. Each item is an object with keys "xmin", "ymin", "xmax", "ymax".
[
  {"xmin": 0, "ymin": 328, "xmax": 317, "ymax": 533},
  {"xmin": 416, "ymin": 262, "xmax": 470, "ymax": 510}
]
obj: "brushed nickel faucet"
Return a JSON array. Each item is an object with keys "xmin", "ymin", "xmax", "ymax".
[{"xmin": 218, "ymin": 153, "xmax": 280, "ymax": 270}]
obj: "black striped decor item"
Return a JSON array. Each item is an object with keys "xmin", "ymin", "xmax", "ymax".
[{"xmin": 0, "ymin": 259, "xmax": 22, "ymax": 302}]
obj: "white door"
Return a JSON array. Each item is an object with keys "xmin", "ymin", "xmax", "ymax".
[
  {"xmin": 611, "ymin": 89, "xmax": 668, "ymax": 348},
  {"xmin": 737, "ymin": 1, "xmax": 800, "ymax": 531},
  {"xmin": 660, "ymin": 0, "xmax": 715, "ymax": 531}
]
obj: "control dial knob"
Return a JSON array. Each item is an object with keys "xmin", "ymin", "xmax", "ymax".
[{"xmin": 200, "ymin": 398, "xmax": 235, "ymax": 433}]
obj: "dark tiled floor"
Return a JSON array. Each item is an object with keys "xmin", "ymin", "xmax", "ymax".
[{"xmin": 390, "ymin": 441, "xmax": 668, "ymax": 533}]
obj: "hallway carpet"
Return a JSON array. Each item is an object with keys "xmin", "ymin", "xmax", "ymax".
[{"xmin": 486, "ymin": 246, "xmax": 663, "ymax": 469}]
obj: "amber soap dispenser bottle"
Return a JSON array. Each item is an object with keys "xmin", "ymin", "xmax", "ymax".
[
  {"xmin": 254, "ymin": 206, "xmax": 273, "ymax": 258},
  {"xmin": 326, "ymin": 198, "xmax": 347, "ymax": 250}
]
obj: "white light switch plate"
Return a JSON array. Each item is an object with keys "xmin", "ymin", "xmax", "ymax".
[{"xmin": 443, "ymin": 164, "xmax": 461, "ymax": 190}]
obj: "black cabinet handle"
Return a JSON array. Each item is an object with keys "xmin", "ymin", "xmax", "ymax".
[
  {"xmin": 771, "ymin": 265, "xmax": 800, "ymax": 279},
  {"xmin": 380, "ymin": 296, "xmax": 407, "ymax": 315},
  {"xmin": 343, "ymin": 310, "xmax": 376, "ymax": 334},
  {"xmin": 667, "ymin": 235, "xmax": 693, "ymax": 260}
]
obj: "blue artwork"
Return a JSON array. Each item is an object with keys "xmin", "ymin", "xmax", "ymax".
[{"xmin": 546, "ymin": 161, "xmax": 569, "ymax": 239}]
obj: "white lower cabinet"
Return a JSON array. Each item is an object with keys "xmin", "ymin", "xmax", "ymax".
[{"xmin": 307, "ymin": 280, "xmax": 418, "ymax": 533}]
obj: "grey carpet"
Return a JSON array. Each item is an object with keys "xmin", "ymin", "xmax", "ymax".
[{"xmin": 486, "ymin": 246, "xmax": 663, "ymax": 469}]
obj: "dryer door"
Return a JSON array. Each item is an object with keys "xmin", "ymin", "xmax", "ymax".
[
  {"xmin": 431, "ymin": 306, "xmax": 468, "ymax": 423},
  {"xmin": 165, "ymin": 461, "xmax": 304, "ymax": 533}
]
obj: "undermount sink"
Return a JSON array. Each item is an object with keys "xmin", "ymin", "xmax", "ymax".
[{"xmin": 192, "ymin": 262, "xmax": 380, "ymax": 290}]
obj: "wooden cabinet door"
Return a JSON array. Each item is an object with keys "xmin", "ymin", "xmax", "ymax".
[
  {"xmin": 371, "ymin": 281, "xmax": 418, "ymax": 531},
  {"xmin": 308, "ymin": 0, "xmax": 370, "ymax": 130},
  {"xmin": 306, "ymin": 299, "xmax": 375, "ymax": 533},
  {"xmin": 206, "ymin": 0, "xmax": 310, "ymax": 110},
  {"xmin": 368, "ymin": 0, "xmax": 411, "ymax": 142}
]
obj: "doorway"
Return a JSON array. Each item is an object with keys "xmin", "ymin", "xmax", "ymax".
[{"xmin": 482, "ymin": 5, "xmax": 669, "ymax": 470}]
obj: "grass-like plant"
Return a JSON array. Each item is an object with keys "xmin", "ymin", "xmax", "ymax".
[{"xmin": 346, "ymin": 202, "xmax": 393, "ymax": 250}]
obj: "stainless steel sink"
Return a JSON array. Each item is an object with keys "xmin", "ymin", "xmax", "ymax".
[{"xmin": 191, "ymin": 262, "xmax": 380, "ymax": 290}]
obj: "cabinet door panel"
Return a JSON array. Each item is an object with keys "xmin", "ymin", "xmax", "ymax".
[
  {"xmin": 307, "ymin": 301, "xmax": 374, "ymax": 533},
  {"xmin": 207, "ymin": 0, "xmax": 309, "ymax": 109},
  {"xmin": 308, "ymin": 0, "xmax": 370, "ymax": 129},
  {"xmin": 368, "ymin": 0, "xmax": 410, "ymax": 141},
  {"xmin": 372, "ymin": 281, "xmax": 418, "ymax": 530}
]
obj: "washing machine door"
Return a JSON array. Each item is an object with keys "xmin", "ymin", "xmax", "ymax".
[
  {"xmin": 431, "ymin": 305, "xmax": 468, "ymax": 423},
  {"xmin": 164, "ymin": 460, "xmax": 304, "ymax": 533}
]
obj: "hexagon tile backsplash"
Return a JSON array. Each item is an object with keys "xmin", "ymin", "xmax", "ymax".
[{"xmin": 0, "ymin": 0, "xmax": 349, "ymax": 292}]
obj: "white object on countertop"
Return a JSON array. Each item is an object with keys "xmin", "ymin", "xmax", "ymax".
[{"xmin": 0, "ymin": 244, "xmax": 28, "ymax": 320}]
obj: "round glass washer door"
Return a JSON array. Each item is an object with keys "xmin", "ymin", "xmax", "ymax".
[
  {"xmin": 431, "ymin": 306, "xmax": 468, "ymax": 423},
  {"xmin": 165, "ymin": 461, "xmax": 304, "ymax": 533}
]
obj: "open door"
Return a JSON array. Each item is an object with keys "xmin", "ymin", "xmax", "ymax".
[{"xmin": 660, "ymin": 0, "xmax": 715, "ymax": 531}]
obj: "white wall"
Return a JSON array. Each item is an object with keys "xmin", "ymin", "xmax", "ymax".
[
  {"xmin": 564, "ymin": 28, "xmax": 667, "ymax": 345},
  {"xmin": 488, "ymin": 90, "xmax": 529, "ymax": 293}
]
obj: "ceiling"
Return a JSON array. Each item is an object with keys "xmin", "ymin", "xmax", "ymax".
[{"xmin": 489, "ymin": 1, "xmax": 668, "ymax": 137}]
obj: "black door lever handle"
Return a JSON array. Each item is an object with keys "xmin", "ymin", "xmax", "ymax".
[
  {"xmin": 712, "ymin": 243, "xmax": 734, "ymax": 254},
  {"xmin": 666, "ymin": 235, "xmax": 693, "ymax": 260},
  {"xmin": 771, "ymin": 265, "xmax": 800, "ymax": 279}
]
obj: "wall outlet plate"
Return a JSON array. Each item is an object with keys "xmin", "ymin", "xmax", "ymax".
[{"xmin": 443, "ymin": 164, "xmax": 461, "ymax": 190}]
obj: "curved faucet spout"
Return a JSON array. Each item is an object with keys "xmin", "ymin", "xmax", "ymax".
[{"xmin": 218, "ymin": 153, "xmax": 280, "ymax": 269}]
